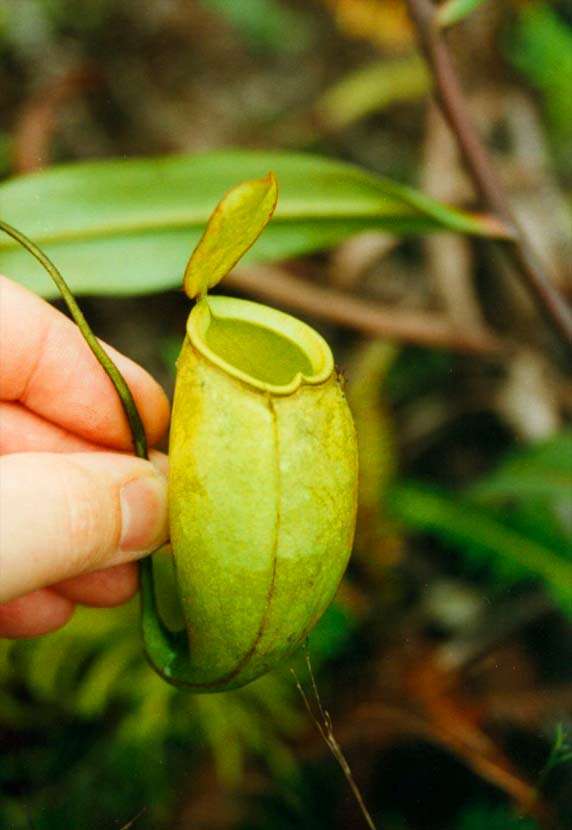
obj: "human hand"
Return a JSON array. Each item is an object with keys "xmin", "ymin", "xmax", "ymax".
[{"xmin": 0, "ymin": 276, "xmax": 170, "ymax": 638}]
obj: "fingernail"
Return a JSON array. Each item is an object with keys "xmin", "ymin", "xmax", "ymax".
[{"xmin": 119, "ymin": 474, "xmax": 168, "ymax": 552}]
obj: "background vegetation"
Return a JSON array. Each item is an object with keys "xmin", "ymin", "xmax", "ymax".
[{"xmin": 1, "ymin": 1, "xmax": 571, "ymax": 828}]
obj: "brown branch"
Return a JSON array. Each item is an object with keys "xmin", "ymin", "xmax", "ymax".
[
  {"xmin": 230, "ymin": 264, "xmax": 503, "ymax": 354},
  {"xmin": 483, "ymin": 685, "xmax": 572, "ymax": 725},
  {"xmin": 404, "ymin": 0, "xmax": 572, "ymax": 353},
  {"xmin": 422, "ymin": 102, "xmax": 485, "ymax": 330}
]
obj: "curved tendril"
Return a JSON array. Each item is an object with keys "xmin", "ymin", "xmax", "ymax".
[
  {"xmin": 0, "ymin": 220, "xmax": 148, "ymax": 458},
  {"xmin": 0, "ymin": 219, "xmax": 184, "ymax": 683}
]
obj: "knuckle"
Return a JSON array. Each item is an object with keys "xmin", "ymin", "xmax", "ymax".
[{"xmin": 59, "ymin": 461, "xmax": 117, "ymax": 569}]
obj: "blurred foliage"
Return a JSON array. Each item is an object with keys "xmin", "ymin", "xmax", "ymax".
[
  {"xmin": 319, "ymin": 0, "xmax": 414, "ymax": 52},
  {"xmin": 201, "ymin": 0, "xmax": 314, "ymax": 54},
  {"xmin": 540, "ymin": 724, "xmax": 572, "ymax": 784},
  {"xmin": 389, "ymin": 432, "xmax": 572, "ymax": 615},
  {"xmin": 438, "ymin": 0, "xmax": 491, "ymax": 29},
  {"xmin": 455, "ymin": 802, "xmax": 538, "ymax": 830},
  {"xmin": 317, "ymin": 54, "xmax": 429, "ymax": 131},
  {"xmin": 0, "ymin": 600, "xmax": 355, "ymax": 828},
  {"xmin": 1, "ymin": 0, "xmax": 572, "ymax": 828},
  {"xmin": 0, "ymin": 150, "xmax": 502, "ymax": 297},
  {"xmin": 507, "ymin": 3, "xmax": 572, "ymax": 170}
]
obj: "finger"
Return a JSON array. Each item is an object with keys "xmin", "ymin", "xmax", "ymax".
[
  {"xmin": 53, "ymin": 563, "xmax": 139, "ymax": 607},
  {"xmin": 0, "ymin": 402, "xmax": 96, "ymax": 454},
  {"xmin": 0, "ymin": 276, "xmax": 170, "ymax": 450},
  {"xmin": 0, "ymin": 589, "xmax": 75, "ymax": 638},
  {"xmin": 0, "ymin": 404, "xmax": 170, "ymax": 467},
  {"xmin": 0, "ymin": 451, "xmax": 169, "ymax": 603}
]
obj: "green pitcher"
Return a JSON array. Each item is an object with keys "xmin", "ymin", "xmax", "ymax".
[{"xmin": 145, "ymin": 173, "xmax": 358, "ymax": 691}]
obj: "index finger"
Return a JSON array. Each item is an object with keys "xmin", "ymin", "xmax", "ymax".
[{"xmin": 0, "ymin": 276, "xmax": 170, "ymax": 450}]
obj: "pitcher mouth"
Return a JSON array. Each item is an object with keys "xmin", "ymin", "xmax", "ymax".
[{"xmin": 187, "ymin": 295, "xmax": 334, "ymax": 395}]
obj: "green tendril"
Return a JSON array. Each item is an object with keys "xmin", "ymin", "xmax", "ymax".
[
  {"xmin": 0, "ymin": 219, "xmax": 178, "ymax": 683},
  {"xmin": 0, "ymin": 220, "xmax": 148, "ymax": 459}
]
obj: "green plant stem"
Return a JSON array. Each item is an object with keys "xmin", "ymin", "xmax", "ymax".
[
  {"xmin": 0, "ymin": 219, "xmax": 224, "ymax": 687},
  {"xmin": 0, "ymin": 219, "xmax": 148, "ymax": 459}
]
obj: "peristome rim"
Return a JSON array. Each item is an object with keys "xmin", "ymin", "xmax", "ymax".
[{"xmin": 187, "ymin": 295, "xmax": 334, "ymax": 395}]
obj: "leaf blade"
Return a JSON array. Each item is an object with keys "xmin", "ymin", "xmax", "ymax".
[
  {"xmin": 438, "ymin": 0, "xmax": 490, "ymax": 29},
  {"xmin": 0, "ymin": 149, "xmax": 507, "ymax": 297},
  {"xmin": 388, "ymin": 483, "xmax": 572, "ymax": 615},
  {"xmin": 470, "ymin": 431, "xmax": 572, "ymax": 503},
  {"xmin": 183, "ymin": 171, "xmax": 278, "ymax": 298}
]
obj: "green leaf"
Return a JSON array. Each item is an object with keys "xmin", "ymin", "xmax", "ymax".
[
  {"xmin": 388, "ymin": 483, "xmax": 572, "ymax": 615},
  {"xmin": 0, "ymin": 149, "xmax": 507, "ymax": 298},
  {"xmin": 307, "ymin": 602, "xmax": 357, "ymax": 663},
  {"xmin": 201, "ymin": 0, "xmax": 313, "ymax": 54},
  {"xmin": 317, "ymin": 54, "xmax": 429, "ymax": 131},
  {"xmin": 183, "ymin": 171, "xmax": 277, "ymax": 298},
  {"xmin": 507, "ymin": 4, "xmax": 572, "ymax": 153},
  {"xmin": 470, "ymin": 431, "xmax": 572, "ymax": 503},
  {"xmin": 500, "ymin": 501, "xmax": 572, "ymax": 566},
  {"xmin": 438, "ymin": 0, "xmax": 490, "ymax": 29},
  {"xmin": 541, "ymin": 724, "xmax": 572, "ymax": 781},
  {"xmin": 457, "ymin": 802, "xmax": 538, "ymax": 830}
]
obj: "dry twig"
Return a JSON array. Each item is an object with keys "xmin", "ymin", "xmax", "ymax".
[
  {"xmin": 404, "ymin": 0, "xmax": 572, "ymax": 353},
  {"xmin": 292, "ymin": 650, "xmax": 378, "ymax": 830},
  {"xmin": 422, "ymin": 102, "xmax": 485, "ymax": 330},
  {"xmin": 230, "ymin": 264, "xmax": 502, "ymax": 354}
]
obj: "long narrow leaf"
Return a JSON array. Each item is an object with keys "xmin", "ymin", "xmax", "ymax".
[
  {"xmin": 0, "ymin": 149, "xmax": 506, "ymax": 297},
  {"xmin": 470, "ymin": 432, "xmax": 572, "ymax": 503},
  {"xmin": 388, "ymin": 483, "xmax": 572, "ymax": 615}
]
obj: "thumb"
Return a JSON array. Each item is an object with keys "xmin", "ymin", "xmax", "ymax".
[{"xmin": 0, "ymin": 451, "xmax": 168, "ymax": 603}]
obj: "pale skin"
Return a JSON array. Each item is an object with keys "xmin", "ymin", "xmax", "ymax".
[{"xmin": 0, "ymin": 275, "xmax": 171, "ymax": 638}]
